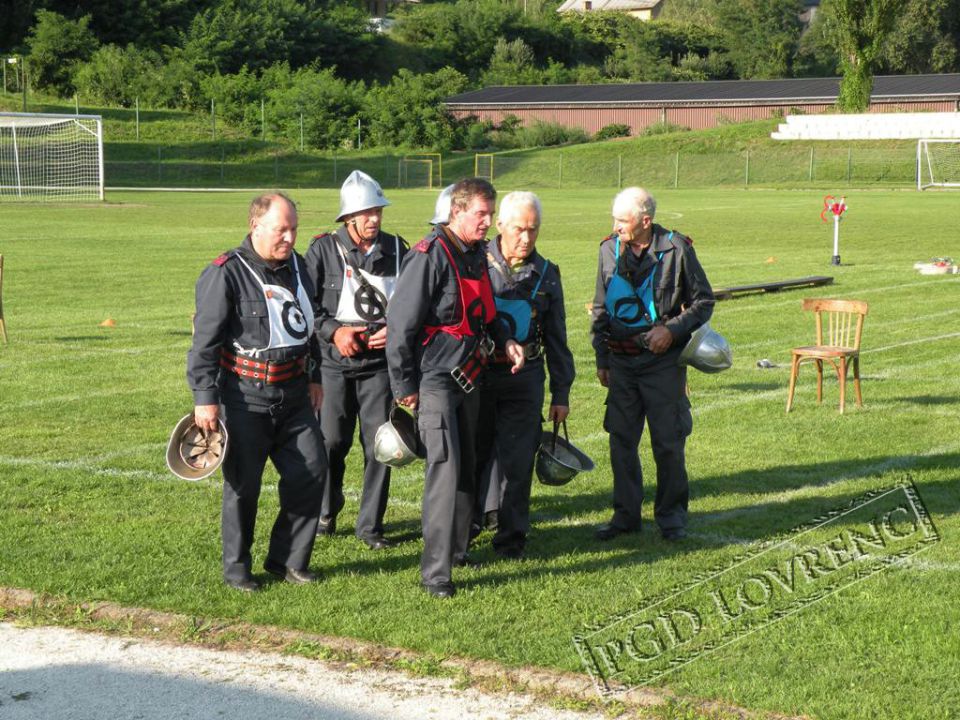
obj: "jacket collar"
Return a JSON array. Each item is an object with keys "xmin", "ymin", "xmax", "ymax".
[{"xmin": 240, "ymin": 235, "xmax": 293, "ymax": 273}]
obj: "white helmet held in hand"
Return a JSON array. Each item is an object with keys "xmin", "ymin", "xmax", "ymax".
[{"xmin": 337, "ymin": 170, "xmax": 390, "ymax": 221}]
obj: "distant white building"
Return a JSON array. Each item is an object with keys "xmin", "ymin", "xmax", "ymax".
[{"xmin": 556, "ymin": 0, "xmax": 665, "ymax": 22}]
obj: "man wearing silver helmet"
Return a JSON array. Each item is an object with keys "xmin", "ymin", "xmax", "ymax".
[
  {"xmin": 591, "ymin": 187, "xmax": 714, "ymax": 543},
  {"xmin": 304, "ymin": 170, "xmax": 407, "ymax": 550}
]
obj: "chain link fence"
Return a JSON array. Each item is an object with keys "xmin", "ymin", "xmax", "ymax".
[{"xmin": 103, "ymin": 144, "xmax": 921, "ymax": 191}]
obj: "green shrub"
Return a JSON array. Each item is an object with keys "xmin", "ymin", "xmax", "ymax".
[{"xmin": 593, "ymin": 123, "xmax": 631, "ymax": 141}]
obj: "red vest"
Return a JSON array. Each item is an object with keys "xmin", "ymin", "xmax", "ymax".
[{"xmin": 423, "ymin": 233, "xmax": 495, "ymax": 344}]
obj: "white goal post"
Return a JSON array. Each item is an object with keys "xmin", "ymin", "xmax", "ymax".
[
  {"xmin": 0, "ymin": 112, "xmax": 104, "ymax": 201},
  {"xmin": 916, "ymin": 138, "xmax": 960, "ymax": 191}
]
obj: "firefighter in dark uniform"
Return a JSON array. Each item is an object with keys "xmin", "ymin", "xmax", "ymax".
[
  {"xmin": 303, "ymin": 171, "xmax": 406, "ymax": 549},
  {"xmin": 591, "ymin": 187, "xmax": 714, "ymax": 542},
  {"xmin": 386, "ymin": 178, "xmax": 525, "ymax": 599},
  {"xmin": 188, "ymin": 192, "xmax": 327, "ymax": 592},
  {"xmin": 474, "ymin": 191, "xmax": 575, "ymax": 559}
]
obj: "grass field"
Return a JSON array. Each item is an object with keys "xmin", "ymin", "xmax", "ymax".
[{"xmin": 1, "ymin": 186, "xmax": 959, "ymax": 719}]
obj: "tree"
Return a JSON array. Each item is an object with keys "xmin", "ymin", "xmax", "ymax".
[
  {"xmin": 25, "ymin": 10, "xmax": 99, "ymax": 95},
  {"xmin": 715, "ymin": 0, "xmax": 804, "ymax": 79},
  {"xmin": 365, "ymin": 67, "xmax": 469, "ymax": 150},
  {"xmin": 882, "ymin": 0, "xmax": 960, "ymax": 73},
  {"xmin": 826, "ymin": 0, "xmax": 907, "ymax": 111},
  {"xmin": 481, "ymin": 38, "xmax": 544, "ymax": 86}
]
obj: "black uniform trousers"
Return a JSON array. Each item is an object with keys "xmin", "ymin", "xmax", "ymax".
[
  {"xmin": 318, "ymin": 365, "xmax": 392, "ymax": 541},
  {"xmin": 475, "ymin": 363, "xmax": 545, "ymax": 553},
  {"xmin": 220, "ymin": 399, "xmax": 326, "ymax": 583},
  {"xmin": 417, "ymin": 379, "xmax": 479, "ymax": 587},
  {"xmin": 604, "ymin": 349, "xmax": 692, "ymax": 533}
]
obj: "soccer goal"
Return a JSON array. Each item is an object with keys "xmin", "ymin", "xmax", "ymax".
[
  {"xmin": 398, "ymin": 157, "xmax": 433, "ymax": 188},
  {"xmin": 474, "ymin": 153, "xmax": 494, "ymax": 181},
  {"xmin": 0, "ymin": 113, "xmax": 104, "ymax": 201},
  {"xmin": 916, "ymin": 139, "xmax": 960, "ymax": 190},
  {"xmin": 404, "ymin": 153, "xmax": 442, "ymax": 187}
]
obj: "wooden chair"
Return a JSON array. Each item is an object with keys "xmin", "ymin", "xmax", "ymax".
[
  {"xmin": 786, "ymin": 298, "xmax": 868, "ymax": 414},
  {"xmin": 0, "ymin": 254, "xmax": 7, "ymax": 344}
]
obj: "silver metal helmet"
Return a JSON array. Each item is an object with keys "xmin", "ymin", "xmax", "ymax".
[
  {"xmin": 374, "ymin": 406, "xmax": 424, "ymax": 468},
  {"xmin": 430, "ymin": 184, "xmax": 455, "ymax": 225},
  {"xmin": 166, "ymin": 413, "xmax": 229, "ymax": 481},
  {"xmin": 678, "ymin": 323, "xmax": 733, "ymax": 374},
  {"xmin": 535, "ymin": 422, "xmax": 595, "ymax": 486},
  {"xmin": 337, "ymin": 170, "xmax": 390, "ymax": 221}
]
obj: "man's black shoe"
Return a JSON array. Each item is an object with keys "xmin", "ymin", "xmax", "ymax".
[
  {"xmin": 494, "ymin": 546, "xmax": 524, "ymax": 560},
  {"xmin": 661, "ymin": 528, "xmax": 688, "ymax": 542},
  {"xmin": 316, "ymin": 516, "xmax": 337, "ymax": 536},
  {"xmin": 225, "ymin": 577, "xmax": 260, "ymax": 593},
  {"xmin": 594, "ymin": 522, "xmax": 638, "ymax": 541},
  {"xmin": 361, "ymin": 534, "xmax": 391, "ymax": 550},
  {"xmin": 453, "ymin": 553, "xmax": 481, "ymax": 568},
  {"xmin": 468, "ymin": 521, "xmax": 482, "ymax": 541},
  {"xmin": 264, "ymin": 559, "xmax": 320, "ymax": 585},
  {"xmin": 483, "ymin": 510, "xmax": 499, "ymax": 531},
  {"xmin": 422, "ymin": 582, "xmax": 456, "ymax": 599}
]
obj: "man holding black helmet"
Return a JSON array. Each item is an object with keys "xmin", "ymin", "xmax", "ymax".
[{"xmin": 304, "ymin": 170, "xmax": 407, "ymax": 550}]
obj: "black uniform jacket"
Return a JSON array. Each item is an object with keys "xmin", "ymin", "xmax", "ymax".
[
  {"xmin": 187, "ymin": 235, "xmax": 322, "ymax": 410},
  {"xmin": 303, "ymin": 225, "xmax": 407, "ymax": 374},
  {"xmin": 591, "ymin": 223, "xmax": 715, "ymax": 370},
  {"xmin": 485, "ymin": 237, "xmax": 576, "ymax": 407},
  {"xmin": 386, "ymin": 226, "xmax": 511, "ymax": 398}
]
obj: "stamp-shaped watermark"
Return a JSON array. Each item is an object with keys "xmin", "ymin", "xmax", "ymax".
[{"xmin": 573, "ymin": 480, "xmax": 940, "ymax": 692}]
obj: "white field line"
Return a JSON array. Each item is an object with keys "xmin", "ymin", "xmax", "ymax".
[
  {"xmin": 864, "ymin": 331, "xmax": 960, "ymax": 354},
  {"xmin": 0, "ymin": 454, "xmax": 424, "ymax": 510},
  {"xmin": 4, "ymin": 387, "xmax": 151, "ymax": 411}
]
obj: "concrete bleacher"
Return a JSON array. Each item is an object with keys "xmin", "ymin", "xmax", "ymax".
[{"xmin": 772, "ymin": 112, "xmax": 960, "ymax": 140}]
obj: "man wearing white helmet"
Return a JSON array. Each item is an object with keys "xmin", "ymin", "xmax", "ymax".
[
  {"xmin": 304, "ymin": 170, "xmax": 407, "ymax": 550},
  {"xmin": 591, "ymin": 187, "xmax": 714, "ymax": 543}
]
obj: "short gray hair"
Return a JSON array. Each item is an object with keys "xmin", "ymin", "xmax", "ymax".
[
  {"xmin": 498, "ymin": 191, "xmax": 542, "ymax": 225},
  {"xmin": 612, "ymin": 187, "xmax": 656, "ymax": 222}
]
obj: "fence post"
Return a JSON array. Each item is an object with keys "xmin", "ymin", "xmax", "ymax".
[
  {"xmin": 274, "ymin": 151, "xmax": 279, "ymax": 183},
  {"xmin": 808, "ymin": 146, "xmax": 814, "ymax": 182},
  {"xmin": 157, "ymin": 146, "xmax": 162, "ymax": 182},
  {"xmin": 745, "ymin": 151, "xmax": 750, "ymax": 186},
  {"xmin": 617, "ymin": 154, "xmax": 622, "ymax": 188},
  {"xmin": 674, "ymin": 151, "xmax": 680, "ymax": 189},
  {"xmin": 261, "ymin": 99, "xmax": 265, "ymax": 141},
  {"xmin": 333, "ymin": 154, "xmax": 338, "ymax": 184},
  {"xmin": 210, "ymin": 98, "xmax": 215, "ymax": 140},
  {"xmin": 220, "ymin": 146, "xmax": 225, "ymax": 184},
  {"xmin": 299, "ymin": 113, "xmax": 304, "ymax": 152},
  {"xmin": 846, "ymin": 147, "xmax": 853, "ymax": 183},
  {"xmin": 74, "ymin": 94, "xmax": 79, "ymax": 115},
  {"xmin": 558, "ymin": 153, "xmax": 563, "ymax": 188},
  {"xmin": 135, "ymin": 97, "xmax": 140, "ymax": 141}
]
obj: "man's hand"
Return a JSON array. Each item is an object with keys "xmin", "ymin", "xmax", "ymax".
[
  {"xmin": 596, "ymin": 369, "xmax": 610, "ymax": 387},
  {"xmin": 194, "ymin": 404, "xmax": 219, "ymax": 433},
  {"xmin": 333, "ymin": 325, "xmax": 367, "ymax": 357},
  {"xmin": 365, "ymin": 326, "xmax": 387, "ymax": 350},
  {"xmin": 505, "ymin": 339, "xmax": 525, "ymax": 375},
  {"xmin": 548, "ymin": 405, "xmax": 569, "ymax": 423},
  {"xmin": 309, "ymin": 383, "xmax": 324, "ymax": 412},
  {"xmin": 644, "ymin": 325, "xmax": 674, "ymax": 354},
  {"xmin": 398, "ymin": 393, "xmax": 419, "ymax": 411}
]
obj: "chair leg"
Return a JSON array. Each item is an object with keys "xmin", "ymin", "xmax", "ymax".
[
  {"xmin": 815, "ymin": 360, "xmax": 823, "ymax": 405},
  {"xmin": 786, "ymin": 355, "xmax": 800, "ymax": 413},
  {"xmin": 853, "ymin": 356, "xmax": 863, "ymax": 407},
  {"xmin": 838, "ymin": 357, "xmax": 847, "ymax": 413}
]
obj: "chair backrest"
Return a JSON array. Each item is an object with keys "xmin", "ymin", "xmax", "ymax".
[{"xmin": 802, "ymin": 298, "xmax": 868, "ymax": 350}]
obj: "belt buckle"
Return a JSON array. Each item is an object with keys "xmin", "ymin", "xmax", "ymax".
[
  {"xmin": 450, "ymin": 366, "xmax": 475, "ymax": 394},
  {"xmin": 526, "ymin": 343, "xmax": 542, "ymax": 360}
]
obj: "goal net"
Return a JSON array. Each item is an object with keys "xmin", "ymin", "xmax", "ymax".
[
  {"xmin": 0, "ymin": 113, "xmax": 104, "ymax": 201},
  {"xmin": 398, "ymin": 158, "xmax": 433, "ymax": 188},
  {"xmin": 917, "ymin": 139, "xmax": 960, "ymax": 190}
]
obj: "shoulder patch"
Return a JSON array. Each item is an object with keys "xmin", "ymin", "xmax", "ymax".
[
  {"xmin": 684, "ymin": 235, "xmax": 694, "ymax": 246},
  {"xmin": 311, "ymin": 232, "xmax": 332, "ymax": 244},
  {"xmin": 212, "ymin": 251, "xmax": 234, "ymax": 266},
  {"xmin": 602, "ymin": 233, "xmax": 617, "ymax": 245},
  {"xmin": 413, "ymin": 236, "xmax": 435, "ymax": 253}
]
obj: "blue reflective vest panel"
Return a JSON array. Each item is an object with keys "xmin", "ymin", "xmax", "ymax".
[
  {"xmin": 493, "ymin": 259, "xmax": 549, "ymax": 344},
  {"xmin": 603, "ymin": 235, "xmax": 669, "ymax": 330}
]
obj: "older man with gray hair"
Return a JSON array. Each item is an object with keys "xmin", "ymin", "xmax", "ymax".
[
  {"xmin": 591, "ymin": 187, "xmax": 714, "ymax": 542},
  {"xmin": 473, "ymin": 190, "xmax": 575, "ymax": 559}
]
